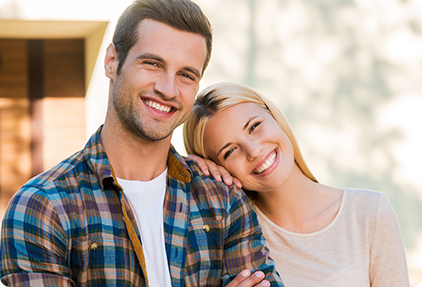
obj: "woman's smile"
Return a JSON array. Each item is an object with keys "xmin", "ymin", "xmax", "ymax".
[
  {"xmin": 204, "ymin": 102, "xmax": 295, "ymax": 192},
  {"xmin": 253, "ymin": 148, "xmax": 278, "ymax": 175}
]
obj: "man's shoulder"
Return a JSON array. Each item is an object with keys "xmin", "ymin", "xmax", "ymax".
[
  {"xmin": 184, "ymin": 157, "xmax": 251, "ymax": 209},
  {"xmin": 26, "ymin": 149, "xmax": 85, "ymax": 187},
  {"xmin": 185, "ymin": 157, "xmax": 238, "ymax": 193},
  {"xmin": 25, "ymin": 128, "xmax": 106, "ymax": 192}
]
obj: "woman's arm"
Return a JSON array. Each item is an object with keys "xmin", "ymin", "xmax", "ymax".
[
  {"xmin": 369, "ymin": 193, "xmax": 410, "ymax": 286},
  {"xmin": 187, "ymin": 154, "xmax": 242, "ymax": 188}
]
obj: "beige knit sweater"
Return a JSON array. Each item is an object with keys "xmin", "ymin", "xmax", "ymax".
[{"xmin": 255, "ymin": 188, "xmax": 409, "ymax": 287}]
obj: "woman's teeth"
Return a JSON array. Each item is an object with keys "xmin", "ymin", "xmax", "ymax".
[
  {"xmin": 254, "ymin": 150, "xmax": 277, "ymax": 174},
  {"xmin": 143, "ymin": 100, "xmax": 172, "ymax": 113}
]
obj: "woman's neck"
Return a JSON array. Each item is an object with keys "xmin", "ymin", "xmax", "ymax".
[{"xmin": 255, "ymin": 165, "xmax": 343, "ymax": 233}]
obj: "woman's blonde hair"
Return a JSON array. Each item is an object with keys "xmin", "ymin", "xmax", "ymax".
[{"xmin": 183, "ymin": 82, "xmax": 318, "ymax": 184}]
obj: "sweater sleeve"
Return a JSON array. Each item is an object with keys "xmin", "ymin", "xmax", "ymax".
[{"xmin": 369, "ymin": 193, "xmax": 409, "ymax": 287}]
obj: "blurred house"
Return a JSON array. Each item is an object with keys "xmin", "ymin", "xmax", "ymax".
[
  {"xmin": 1, "ymin": 0, "xmax": 422, "ymax": 286},
  {"xmin": 0, "ymin": 0, "xmax": 126, "ymax": 215}
]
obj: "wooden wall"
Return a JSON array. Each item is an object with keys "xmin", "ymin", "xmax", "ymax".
[
  {"xmin": 0, "ymin": 39, "xmax": 85, "ymax": 216},
  {"xmin": 0, "ymin": 39, "xmax": 31, "ymax": 215}
]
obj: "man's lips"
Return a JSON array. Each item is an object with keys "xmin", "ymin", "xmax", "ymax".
[
  {"xmin": 142, "ymin": 98, "xmax": 175, "ymax": 113},
  {"xmin": 253, "ymin": 149, "xmax": 277, "ymax": 174}
]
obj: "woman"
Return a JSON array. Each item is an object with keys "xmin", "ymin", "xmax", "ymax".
[{"xmin": 183, "ymin": 82, "xmax": 409, "ymax": 287}]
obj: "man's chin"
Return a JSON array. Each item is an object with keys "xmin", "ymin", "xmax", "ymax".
[{"xmin": 135, "ymin": 128, "xmax": 173, "ymax": 142}]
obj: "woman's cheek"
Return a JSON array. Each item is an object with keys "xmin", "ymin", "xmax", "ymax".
[{"xmin": 226, "ymin": 160, "xmax": 245, "ymax": 181}]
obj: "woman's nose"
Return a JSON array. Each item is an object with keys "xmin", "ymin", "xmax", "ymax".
[{"xmin": 245, "ymin": 140, "xmax": 263, "ymax": 162}]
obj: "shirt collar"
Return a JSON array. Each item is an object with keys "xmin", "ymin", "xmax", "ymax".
[
  {"xmin": 83, "ymin": 125, "xmax": 192, "ymax": 190},
  {"xmin": 167, "ymin": 145, "xmax": 191, "ymax": 183}
]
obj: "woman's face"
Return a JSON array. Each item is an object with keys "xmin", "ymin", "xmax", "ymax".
[{"xmin": 203, "ymin": 102, "xmax": 295, "ymax": 192}]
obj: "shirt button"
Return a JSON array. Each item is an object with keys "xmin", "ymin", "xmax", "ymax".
[
  {"xmin": 202, "ymin": 225, "xmax": 210, "ymax": 233},
  {"xmin": 90, "ymin": 242, "xmax": 98, "ymax": 251}
]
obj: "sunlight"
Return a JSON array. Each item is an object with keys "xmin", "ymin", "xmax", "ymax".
[{"xmin": 376, "ymin": 95, "xmax": 422, "ymax": 192}]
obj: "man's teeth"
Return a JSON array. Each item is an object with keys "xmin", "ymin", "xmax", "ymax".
[
  {"xmin": 254, "ymin": 151, "xmax": 277, "ymax": 174},
  {"xmin": 144, "ymin": 100, "xmax": 172, "ymax": 113}
]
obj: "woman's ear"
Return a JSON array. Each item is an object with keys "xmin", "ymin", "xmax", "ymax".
[{"xmin": 104, "ymin": 43, "xmax": 118, "ymax": 79}]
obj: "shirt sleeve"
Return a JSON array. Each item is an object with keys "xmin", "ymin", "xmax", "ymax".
[
  {"xmin": 221, "ymin": 186, "xmax": 284, "ymax": 287},
  {"xmin": 0, "ymin": 186, "xmax": 76, "ymax": 286},
  {"xmin": 369, "ymin": 193, "xmax": 410, "ymax": 287}
]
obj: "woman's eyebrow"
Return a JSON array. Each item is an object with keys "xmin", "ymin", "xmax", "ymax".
[
  {"xmin": 243, "ymin": 116, "xmax": 258, "ymax": 130},
  {"xmin": 217, "ymin": 115, "xmax": 260, "ymax": 157},
  {"xmin": 217, "ymin": 142, "xmax": 231, "ymax": 157}
]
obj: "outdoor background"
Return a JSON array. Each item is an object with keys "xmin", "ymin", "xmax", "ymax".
[{"xmin": 0, "ymin": 0, "xmax": 421, "ymax": 286}]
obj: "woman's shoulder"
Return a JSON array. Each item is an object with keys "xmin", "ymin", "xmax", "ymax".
[
  {"xmin": 343, "ymin": 187, "xmax": 395, "ymax": 218},
  {"xmin": 344, "ymin": 187, "xmax": 386, "ymax": 203}
]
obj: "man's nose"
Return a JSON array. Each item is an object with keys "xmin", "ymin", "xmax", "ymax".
[{"xmin": 154, "ymin": 72, "xmax": 178, "ymax": 100}]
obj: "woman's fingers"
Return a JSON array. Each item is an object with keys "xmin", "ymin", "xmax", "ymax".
[
  {"xmin": 187, "ymin": 154, "xmax": 210, "ymax": 176},
  {"xmin": 226, "ymin": 270, "xmax": 251, "ymax": 287},
  {"xmin": 226, "ymin": 270, "xmax": 269, "ymax": 287},
  {"xmin": 207, "ymin": 162, "xmax": 223, "ymax": 182},
  {"xmin": 233, "ymin": 178, "xmax": 242, "ymax": 189},
  {"xmin": 187, "ymin": 154, "xmax": 242, "ymax": 188}
]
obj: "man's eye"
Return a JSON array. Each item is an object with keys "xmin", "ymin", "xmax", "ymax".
[
  {"xmin": 223, "ymin": 148, "xmax": 235, "ymax": 160},
  {"xmin": 145, "ymin": 61, "xmax": 159, "ymax": 67},
  {"xmin": 181, "ymin": 73, "xmax": 194, "ymax": 80},
  {"xmin": 249, "ymin": 122, "xmax": 261, "ymax": 133}
]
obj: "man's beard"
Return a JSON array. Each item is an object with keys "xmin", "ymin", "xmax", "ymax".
[{"xmin": 112, "ymin": 85, "xmax": 174, "ymax": 142}]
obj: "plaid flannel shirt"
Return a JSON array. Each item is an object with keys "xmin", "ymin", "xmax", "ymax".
[{"xmin": 0, "ymin": 126, "xmax": 284, "ymax": 286}]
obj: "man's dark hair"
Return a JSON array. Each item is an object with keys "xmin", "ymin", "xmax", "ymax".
[{"xmin": 112, "ymin": 0, "xmax": 212, "ymax": 76}]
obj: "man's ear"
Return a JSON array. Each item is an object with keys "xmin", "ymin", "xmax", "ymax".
[{"xmin": 105, "ymin": 43, "xmax": 118, "ymax": 79}]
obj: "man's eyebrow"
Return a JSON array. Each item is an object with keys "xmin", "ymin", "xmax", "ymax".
[
  {"xmin": 135, "ymin": 53, "xmax": 164, "ymax": 63},
  {"xmin": 184, "ymin": 66, "xmax": 202, "ymax": 79},
  {"xmin": 135, "ymin": 53, "xmax": 202, "ymax": 79}
]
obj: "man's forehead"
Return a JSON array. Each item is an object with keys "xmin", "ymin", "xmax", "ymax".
[{"xmin": 133, "ymin": 19, "xmax": 207, "ymax": 71}]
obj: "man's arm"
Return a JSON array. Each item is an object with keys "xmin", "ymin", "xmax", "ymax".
[
  {"xmin": 0, "ymin": 186, "xmax": 74, "ymax": 286},
  {"xmin": 221, "ymin": 185, "xmax": 284, "ymax": 287}
]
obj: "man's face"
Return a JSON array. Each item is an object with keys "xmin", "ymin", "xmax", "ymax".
[{"xmin": 108, "ymin": 19, "xmax": 207, "ymax": 142}]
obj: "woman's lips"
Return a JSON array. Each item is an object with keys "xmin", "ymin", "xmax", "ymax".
[{"xmin": 253, "ymin": 149, "xmax": 277, "ymax": 174}]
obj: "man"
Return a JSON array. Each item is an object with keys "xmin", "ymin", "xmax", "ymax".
[{"xmin": 0, "ymin": 0, "xmax": 284, "ymax": 286}]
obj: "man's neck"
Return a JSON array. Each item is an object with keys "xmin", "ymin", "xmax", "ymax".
[{"xmin": 101, "ymin": 121, "xmax": 171, "ymax": 181}]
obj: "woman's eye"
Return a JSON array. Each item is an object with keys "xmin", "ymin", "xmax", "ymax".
[
  {"xmin": 223, "ymin": 148, "xmax": 235, "ymax": 160},
  {"xmin": 249, "ymin": 122, "xmax": 262, "ymax": 133}
]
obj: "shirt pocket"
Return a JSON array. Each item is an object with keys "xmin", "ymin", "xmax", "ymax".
[
  {"xmin": 185, "ymin": 217, "xmax": 225, "ymax": 285},
  {"xmin": 70, "ymin": 235, "xmax": 125, "ymax": 280},
  {"xmin": 87, "ymin": 236, "xmax": 124, "ymax": 267}
]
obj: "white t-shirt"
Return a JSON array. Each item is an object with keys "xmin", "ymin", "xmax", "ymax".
[
  {"xmin": 117, "ymin": 169, "xmax": 172, "ymax": 287},
  {"xmin": 255, "ymin": 188, "xmax": 409, "ymax": 287}
]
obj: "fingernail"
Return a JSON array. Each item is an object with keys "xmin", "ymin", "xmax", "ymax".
[
  {"xmin": 255, "ymin": 271, "xmax": 264, "ymax": 278},
  {"xmin": 241, "ymin": 270, "xmax": 250, "ymax": 277},
  {"xmin": 260, "ymin": 281, "xmax": 270, "ymax": 287}
]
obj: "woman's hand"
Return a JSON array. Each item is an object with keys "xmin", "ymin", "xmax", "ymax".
[
  {"xmin": 187, "ymin": 154, "xmax": 242, "ymax": 188},
  {"xmin": 226, "ymin": 270, "xmax": 270, "ymax": 287}
]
